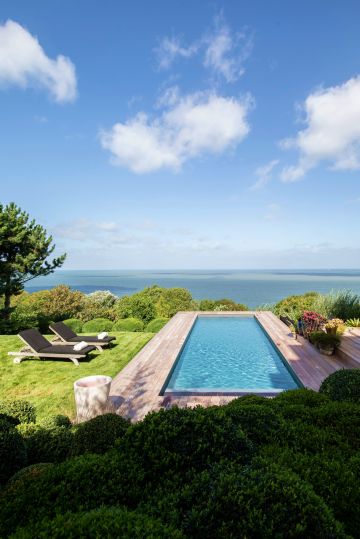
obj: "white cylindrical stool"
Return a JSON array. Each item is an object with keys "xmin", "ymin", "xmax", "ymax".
[{"xmin": 74, "ymin": 375, "xmax": 112, "ymax": 422}]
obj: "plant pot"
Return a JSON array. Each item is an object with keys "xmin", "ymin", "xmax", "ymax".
[
  {"xmin": 325, "ymin": 327, "xmax": 337, "ymax": 335},
  {"xmin": 74, "ymin": 375, "xmax": 112, "ymax": 423},
  {"xmin": 319, "ymin": 345, "xmax": 334, "ymax": 356}
]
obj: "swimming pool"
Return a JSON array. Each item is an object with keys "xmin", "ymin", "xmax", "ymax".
[{"xmin": 163, "ymin": 316, "xmax": 300, "ymax": 394}]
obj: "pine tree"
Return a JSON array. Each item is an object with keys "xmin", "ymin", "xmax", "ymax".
[{"xmin": 0, "ymin": 202, "xmax": 66, "ymax": 320}]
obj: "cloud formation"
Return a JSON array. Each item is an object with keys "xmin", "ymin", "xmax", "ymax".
[
  {"xmin": 280, "ymin": 76, "xmax": 360, "ymax": 181},
  {"xmin": 156, "ymin": 16, "xmax": 252, "ymax": 82},
  {"xmin": 251, "ymin": 159, "xmax": 279, "ymax": 190},
  {"xmin": 0, "ymin": 20, "xmax": 77, "ymax": 102},
  {"xmin": 100, "ymin": 90, "xmax": 252, "ymax": 173}
]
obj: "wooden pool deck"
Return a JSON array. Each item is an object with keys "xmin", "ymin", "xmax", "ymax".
[{"xmin": 110, "ymin": 311, "xmax": 358, "ymax": 421}]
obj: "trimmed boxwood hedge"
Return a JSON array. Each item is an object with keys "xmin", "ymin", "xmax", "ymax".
[
  {"xmin": 319, "ymin": 368, "xmax": 360, "ymax": 403},
  {"xmin": 0, "ymin": 400, "xmax": 36, "ymax": 424},
  {"xmin": 149, "ymin": 462, "xmax": 345, "ymax": 538},
  {"xmin": 1, "ymin": 379, "xmax": 360, "ymax": 538},
  {"xmin": 112, "ymin": 318, "xmax": 144, "ymax": 332},
  {"xmin": 145, "ymin": 318, "xmax": 169, "ymax": 332},
  {"xmin": 0, "ymin": 426, "xmax": 27, "ymax": 485},
  {"xmin": 62, "ymin": 318, "xmax": 83, "ymax": 333},
  {"xmin": 72, "ymin": 413, "xmax": 129, "ymax": 456},
  {"xmin": 16, "ymin": 423, "xmax": 73, "ymax": 465},
  {"xmin": 81, "ymin": 318, "xmax": 114, "ymax": 333},
  {"xmin": 12, "ymin": 507, "xmax": 184, "ymax": 539}
]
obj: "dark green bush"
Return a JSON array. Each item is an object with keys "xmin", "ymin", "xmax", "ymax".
[
  {"xmin": 145, "ymin": 317, "xmax": 169, "ymax": 332},
  {"xmin": 0, "ymin": 427, "xmax": 27, "ymax": 485},
  {"xmin": 309, "ymin": 331, "xmax": 340, "ymax": 349},
  {"xmin": 274, "ymin": 388, "xmax": 329, "ymax": 407},
  {"xmin": 12, "ymin": 507, "xmax": 184, "ymax": 539},
  {"xmin": 227, "ymin": 394, "xmax": 271, "ymax": 406},
  {"xmin": 17, "ymin": 423, "xmax": 73, "ymax": 464},
  {"xmin": 112, "ymin": 317, "xmax": 144, "ymax": 332},
  {"xmin": 223, "ymin": 403, "xmax": 285, "ymax": 445},
  {"xmin": 62, "ymin": 318, "xmax": 83, "ymax": 333},
  {"xmin": 0, "ymin": 453, "xmax": 146, "ymax": 535},
  {"xmin": 8, "ymin": 463, "xmax": 54, "ymax": 485},
  {"xmin": 38, "ymin": 414, "xmax": 72, "ymax": 429},
  {"xmin": 0, "ymin": 413, "xmax": 19, "ymax": 428},
  {"xmin": 320, "ymin": 369, "xmax": 360, "ymax": 403},
  {"xmin": 82, "ymin": 318, "xmax": 114, "ymax": 333},
  {"xmin": 118, "ymin": 406, "xmax": 253, "ymax": 480},
  {"xmin": 152, "ymin": 462, "xmax": 345, "ymax": 539},
  {"xmin": 0, "ymin": 400, "xmax": 36, "ymax": 424},
  {"xmin": 72, "ymin": 413, "xmax": 129, "ymax": 456},
  {"xmin": 257, "ymin": 447, "xmax": 360, "ymax": 538}
]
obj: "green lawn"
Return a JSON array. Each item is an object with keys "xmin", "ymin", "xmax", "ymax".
[{"xmin": 0, "ymin": 332, "xmax": 153, "ymax": 420}]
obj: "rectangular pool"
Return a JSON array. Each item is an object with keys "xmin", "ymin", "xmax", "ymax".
[{"xmin": 163, "ymin": 316, "xmax": 300, "ymax": 394}]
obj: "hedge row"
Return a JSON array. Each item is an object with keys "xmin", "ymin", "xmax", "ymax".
[
  {"xmin": 63, "ymin": 316, "xmax": 169, "ymax": 333},
  {"xmin": 1, "ymin": 370, "xmax": 360, "ymax": 537}
]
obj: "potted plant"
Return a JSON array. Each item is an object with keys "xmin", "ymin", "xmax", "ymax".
[
  {"xmin": 324, "ymin": 318, "xmax": 344, "ymax": 335},
  {"xmin": 309, "ymin": 331, "xmax": 341, "ymax": 356},
  {"xmin": 302, "ymin": 311, "xmax": 327, "ymax": 339}
]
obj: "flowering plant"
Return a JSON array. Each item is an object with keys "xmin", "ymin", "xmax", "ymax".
[
  {"xmin": 325, "ymin": 318, "xmax": 344, "ymax": 329},
  {"xmin": 302, "ymin": 311, "xmax": 327, "ymax": 334}
]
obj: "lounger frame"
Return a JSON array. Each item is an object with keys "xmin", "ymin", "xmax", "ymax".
[
  {"xmin": 8, "ymin": 334, "xmax": 90, "ymax": 366},
  {"xmin": 50, "ymin": 331, "xmax": 107, "ymax": 351}
]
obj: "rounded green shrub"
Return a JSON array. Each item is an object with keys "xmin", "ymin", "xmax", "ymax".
[
  {"xmin": 11, "ymin": 507, "xmax": 184, "ymax": 539},
  {"xmin": 155, "ymin": 462, "xmax": 345, "ymax": 539},
  {"xmin": 62, "ymin": 318, "xmax": 83, "ymax": 333},
  {"xmin": 0, "ymin": 453, "xmax": 146, "ymax": 535},
  {"xmin": 274, "ymin": 388, "xmax": 329, "ymax": 407},
  {"xmin": 17, "ymin": 423, "xmax": 73, "ymax": 464},
  {"xmin": 81, "ymin": 318, "xmax": 114, "ymax": 333},
  {"xmin": 319, "ymin": 369, "xmax": 360, "ymax": 403},
  {"xmin": 118, "ymin": 406, "xmax": 253, "ymax": 480},
  {"xmin": 0, "ymin": 400, "xmax": 36, "ymax": 424},
  {"xmin": 0, "ymin": 427, "xmax": 27, "ymax": 485},
  {"xmin": 0, "ymin": 413, "xmax": 19, "ymax": 429},
  {"xmin": 145, "ymin": 317, "xmax": 169, "ymax": 332},
  {"xmin": 8, "ymin": 462, "xmax": 54, "ymax": 485},
  {"xmin": 112, "ymin": 317, "xmax": 144, "ymax": 332},
  {"xmin": 227, "ymin": 394, "xmax": 271, "ymax": 406},
  {"xmin": 38, "ymin": 415, "xmax": 72, "ymax": 429},
  {"xmin": 72, "ymin": 413, "xmax": 129, "ymax": 456},
  {"xmin": 222, "ymin": 403, "xmax": 285, "ymax": 445}
]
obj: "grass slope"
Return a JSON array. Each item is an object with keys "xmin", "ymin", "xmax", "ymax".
[{"xmin": 0, "ymin": 332, "xmax": 153, "ymax": 419}]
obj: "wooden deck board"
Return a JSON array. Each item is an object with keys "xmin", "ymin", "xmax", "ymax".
[{"xmin": 110, "ymin": 311, "xmax": 358, "ymax": 421}]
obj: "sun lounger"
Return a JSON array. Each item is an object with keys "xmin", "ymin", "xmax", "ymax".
[
  {"xmin": 49, "ymin": 321, "xmax": 116, "ymax": 351},
  {"xmin": 8, "ymin": 328, "xmax": 96, "ymax": 366}
]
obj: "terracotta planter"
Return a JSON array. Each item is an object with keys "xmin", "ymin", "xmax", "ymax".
[{"xmin": 74, "ymin": 375, "xmax": 112, "ymax": 422}]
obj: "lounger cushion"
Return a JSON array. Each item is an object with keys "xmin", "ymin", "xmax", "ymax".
[
  {"xmin": 68, "ymin": 335, "xmax": 116, "ymax": 344},
  {"xmin": 40, "ymin": 344, "xmax": 96, "ymax": 356},
  {"xmin": 19, "ymin": 329, "xmax": 52, "ymax": 352},
  {"xmin": 50, "ymin": 322, "xmax": 77, "ymax": 340}
]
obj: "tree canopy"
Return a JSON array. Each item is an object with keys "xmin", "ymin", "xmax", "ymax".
[{"xmin": 0, "ymin": 203, "xmax": 66, "ymax": 318}]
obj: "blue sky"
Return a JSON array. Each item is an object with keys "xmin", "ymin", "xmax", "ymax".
[{"xmin": 1, "ymin": 0, "xmax": 360, "ymax": 269}]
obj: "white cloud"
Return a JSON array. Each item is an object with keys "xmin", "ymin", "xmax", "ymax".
[
  {"xmin": 155, "ymin": 15, "xmax": 252, "ymax": 82},
  {"xmin": 251, "ymin": 159, "xmax": 279, "ymax": 190},
  {"xmin": 204, "ymin": 18, "xmax": 253, "ymax": 82},
  {"xmin": 280, "ymin": 76, "xmax": 360, "ymax": 181},
  {"xmin": 155, "ymin": 36, "xmax": 198, "ymax": 70},
  {"xmin": 0, "ymin": 20, "xmax": 77, "ymax": 102},
  {"xmin": 100, "ymin": 90, "xmax": 253, "ymax": 173}
]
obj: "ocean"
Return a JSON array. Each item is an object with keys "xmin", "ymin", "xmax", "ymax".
[{"xmin": 24, "ymin": 269, "xmax": 360, "ymax": 308}]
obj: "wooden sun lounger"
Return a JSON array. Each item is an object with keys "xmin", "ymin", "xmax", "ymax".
[
  {"xmin": 49, "ymin": 321, "xmax": 116, "ymax": 351},
  {"xmin": 8, "ymin": 328, "xmax": 96, "ymax": 366}
]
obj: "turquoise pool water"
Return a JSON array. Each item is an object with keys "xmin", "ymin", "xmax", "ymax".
[{"xmin": 164, "ymin": 316, "xmax": 299, "ymax": 393}]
